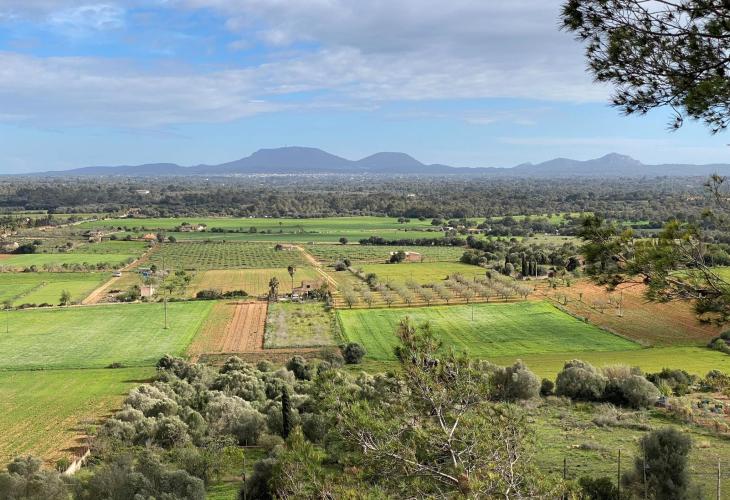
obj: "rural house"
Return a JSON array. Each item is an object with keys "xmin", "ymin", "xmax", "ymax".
[
  {"xmin": 390, "ymin": 250, "xmax": 423, "ymax": 263},
  {"xmin": 140, "ymin": 285, "xmax": 156, "ymax": 298},
  {"xmin": 141, "ymin": 233, "xmax": 157, "ymax": 242},
  {"xmin": 292, "ymin": 278, "xmax": 326, "ymax": 298}
]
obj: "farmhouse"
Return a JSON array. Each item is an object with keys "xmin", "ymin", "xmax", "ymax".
[
  {"xmin": 140, "ymin": 285, "xmax": 156, "ymax": 298},
  {"xmin": 390, "ymin": 250, "xmax": 423, "ymax": 263},
  {"xmin": 141, "ymin": 233, "xmax": 157, "ymax": 242},
  {"xmin": 292, "ymin": 278, "xmax": 326, "ymax": 298},
  {"xmin": 179, "ymin": 223, "xmax": 207, "ymax": 232}
]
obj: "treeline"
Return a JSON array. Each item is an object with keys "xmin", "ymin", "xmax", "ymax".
[{"xmin": 0, "ymin": 176, "xmax": 714, "ymax": 224}]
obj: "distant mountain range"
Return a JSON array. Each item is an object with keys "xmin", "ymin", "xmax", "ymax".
[{"xmin": 20, "ymin": 147, "xmax": 730, "ymax": 178}]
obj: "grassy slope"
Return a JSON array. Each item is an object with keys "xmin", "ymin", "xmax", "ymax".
[
  {"xmin": 338, "ymin": 302, "xmax": 639, "ymax": 361},
  {"xmin": 0, "ymin": 367, "xmax": 154, "ymax": 465},
  {"xmin": 0, "ymin": 302, "xmax": 213, "ymax": 369}
]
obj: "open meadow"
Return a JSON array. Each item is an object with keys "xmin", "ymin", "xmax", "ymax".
[
  {"xmin": 338, "ymin": 301, "xmax": 639, "ymax": 361},
  {"xmin": 265, "ymin": 302, "xmax": 336, "ymax": 348},
  {"xmin": 359, "ymin": 261, "xmax": 488, "ymax": 284},
  {"xmin": 0, "ymin": 367, "xmax": 154, "ymax": 465},
  {"xmin": 0, "ymin": 272, "xmax": 108, "ymax": 306},
  {"xmin": 0, "ymin": 302, "xmax": 213, "ymax": 369},
  {"xmin": 306, "ymin": 244, "xmax": 467, "ymax": 264}
]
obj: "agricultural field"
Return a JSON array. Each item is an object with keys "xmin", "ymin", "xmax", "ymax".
[
  {"xmin": 359, "ymin": 261, "xmax": 488, "ymax": 285},
  {"xmin": 187, "ymin": 301, "xmax": 267, "ymax": 357},
  {"xmin": 69, "ymin": 240, "xmax": 149, "ymax": 255},
  {"xmin": 79, "ymin": 216, "xmax": 439, "ymax": 232},
  {"xmin": 147, "ymin": 242, "xmax": 307, "ymax": 270},
  {"xmin": 0, "ymin": 272, "xmax": 109, "ymax": 306},
  {"xmin": 189, "ymin": 266, "xmax": 321, "ymax": 297},
  {"xmin": 0, "ymin": 367, "xmax": 153, "ymax": 465},
  {"xmin": 0, "ymin": 302, "xmax": 213, "ymax": 370},
  {"xmin": 306, "ymin": 244, "xmax": 467, "ymax": 265},
  {"xmin": 338, "ymin": 301, "xmax": 639, "ymax": 361},
  {"xmin": 0, "ymin": 253, "xmax": 136, "ymax": 270},
  {"xmin": 265, "ymin": 302, "xmax": 336, "ymax": 348},
  {"xmin": 544, "ymin": 280, "xmax": 722, "ymax": 346}
]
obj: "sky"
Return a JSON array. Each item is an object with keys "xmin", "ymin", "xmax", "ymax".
[{"xmin": 0, "ymin": 1, "xmax": 728, "ymax": 173}]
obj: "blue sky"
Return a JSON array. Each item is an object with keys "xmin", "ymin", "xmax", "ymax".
[{"xmin": 0, "ymin": 1, "xmax": 727, "ymax": 173}]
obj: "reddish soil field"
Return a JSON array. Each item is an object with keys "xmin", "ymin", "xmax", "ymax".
[
  {"xmin": 188, "ymin": 301, "xmax": 267, "ymax": 358},
  {"xmin": 540, "ymin": 280, "xmax": 721, "ymax": 346}
]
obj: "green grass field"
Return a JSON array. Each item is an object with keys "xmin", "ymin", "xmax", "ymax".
[
  {"xmin": 306, "ymin": 244, "xmax": 467, "ymax": 264},
  {"xmin": 0, "ymin": 272, "xmax": 109, "ymax": 306},
  {"xmin": 69, "ymin": 240, "xmax": 149, "ymax": 255},
  {"xmin": 0, "ymin": 367, "xmax": 153, "ymax": 465},
  {"xmin": 0, "ymin": 302, "xmax": 213, "ymax": 370},
  {"xmin": 265, "ymin": 302, "xmax": 336, "ymax": 348},
  {"xmin": 0, "ymin": 253, "xmax": 135, "ymax": 270},
  {"xmin": 147, "ymin": 242, "xmax": 307, "ymax": 270},
  {"xmin": 359, "ymin": 261, "xmax": 487, "ymax": 285},
  {"xmin": 338, "ymin": 301, "xmax": 639, "ymax": 361}
]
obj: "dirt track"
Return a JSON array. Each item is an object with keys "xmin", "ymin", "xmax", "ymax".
[{"xmin": 81, "ymin": 245, "xmax": 157, "ymax": 305}]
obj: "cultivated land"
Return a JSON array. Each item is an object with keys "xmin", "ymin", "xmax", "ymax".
[
  {"xmin": 306, "ymin": 244, "xmax": 467, "ymax": 264},
  {"xmin": 0, "ymin": 272, "xmax": 108, "ymax": 306},
  {"xmin": 0, "ymin": 302, "xmax": 213, "ymax": 370},
  {"xmin": 265, "ymin": 302, "xmax": 336, "ymax": 348},
  {"xmin": 0, "ymin": 253, "xmax": 136, "ymax": 270},
  {"xmin": 147, "ymin": 241, "xmax": 307, "ymax": 270},
  {"xmin": 187, "ymin": 301, "xmax": 267, "ymax": 358},
  {"xmin": 189, "ymin": 266, "xmax": 320, "ymax": 297},
  {"xmin": 542, "ymin": 280, "xmax": 721, "ymax": 346},
  {"xmin": 359, "ymin": 261, "xmax": 489, "ymax": 284},
  {"xmin": 338, "ymin": 301, "xmax": 639, "ymax": 361},
  {"xmin": 0, "ymin": 367, "xmax": 153, "ymax": 466}
]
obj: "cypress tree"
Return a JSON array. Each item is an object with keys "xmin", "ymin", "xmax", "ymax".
[
  {"xmin": 281, "ymin": 386, "xmax": 291, "ymax": 439},
  {"xmin": 521, "ymin": 254, "xmax": 528, "ymax": 276}
]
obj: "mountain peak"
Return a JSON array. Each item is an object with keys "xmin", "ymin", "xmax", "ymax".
[
  {"xmin": 356, "ymin": 152, "xmax": 424, "ymax": 168},
  {"xmin": 594, "ymin": 152, "xmax": 642, "ymax": 165}
]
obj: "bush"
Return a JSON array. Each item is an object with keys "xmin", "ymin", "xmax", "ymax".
[
  {"xmin": 195, "ymin": 289, "xmax": 223, "ymax": 300},
  {"xmin": 341, "ymin": 342, "xmax": 366, "ymax": 364},
  {"xmin": 604, "ymin": 375, "xmax": 660, "ymax": 409},
  {"xmin": 490, "ymin": 361, "xmax": 540, "ymax": 401},
  {"xmin": 646, "ymin": 368, "xmax": 694, "ymax": 396},
  {"xmin": 578, "ymin": 476, "xmax": 620, "ymax": 499},
  {"xmin": 540, "ymin": 378, "xmax": 554, "ymax": 396},
  {"xmin": 623, "ymin": 428, "xmax": 691, "ymax": 499},
  {"xmin": 286, "ymin": 356, "xmax": 312, "ymax": 380},
  {"xmin": 555, "ymin": 360, "xmax": 607, "ymax": 401}
]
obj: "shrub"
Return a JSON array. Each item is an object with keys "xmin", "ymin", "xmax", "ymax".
[
  {"xmin": 578, "ymin": 476, "xmax": 619, "ymax": 500},
  {"xmin": 195, "ymin": 289, "xmax": 223, "ymax": 300},
  {"xmin": 555, "ymin": 360, "xmax": 607, "ymax": 401},
  {"xmin": 540, "ymin": 378, "xmax": 554, "ymax": 396},
  {"xmin": 490, "ymin": 361, "xmax": 540, "ymax": 401},
  {"xmin": 286, "ymin": 356, "xmax": 312, "ymax": 380},
  {"xmin": 604, "ymin": 375, "xmax": 660, "ymax": 409},
  {"xmin": 646, "ymin": 368, "xmax": 694, "ymax": 396},
  {"xmin": 341, "ymin": 342, "xmax": 367, "ymax": 364},
  {"xmin": 623, "ymin": 428, "xmax": 691, "ymax": 499}
]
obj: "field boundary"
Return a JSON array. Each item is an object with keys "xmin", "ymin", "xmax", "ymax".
[{"xmin": 81, "ymin": 244, "xmax": 157, "ymax": 305}]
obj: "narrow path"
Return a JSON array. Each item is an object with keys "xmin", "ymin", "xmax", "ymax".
[
  {"xmin": 81, "ymin": 244, "xmax": 157, "ymax": 305},
  {"xmin": 293, "ymin": 245, "xmax": 338, "ymax": 288}
]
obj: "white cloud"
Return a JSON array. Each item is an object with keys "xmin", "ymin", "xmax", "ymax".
[
  {"xmin": 48, "ymin": 4, "xmax": 125, "ymax": 32},
  {"xmin": 0, "ymin": 0, "xmax": 609, "ymax": 127}
]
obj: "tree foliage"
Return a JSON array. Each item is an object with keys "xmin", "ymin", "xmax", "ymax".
[{"xmin": 562, "ymin": 0, "xmax": 730, "ymax": 132}]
